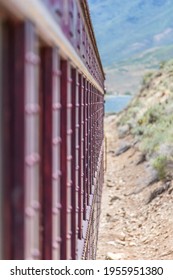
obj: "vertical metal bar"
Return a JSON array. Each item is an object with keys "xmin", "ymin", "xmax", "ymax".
[
  {"xmin": 71, "ymin": 68, "xmax": 78, "ymax": 259},
  {"xmin": 60, "ymin": 59, "xmax": 72, "ymax": 260},
  {"xmin": 0, "ymin": 20, "xmax": 2, "ymax": 260},
  {"xmin": 78, "ymin": 74, "xmax": 83, "ymax": 240},
  {"xmin": 83, "ymin": 77, "xmax": 86, "ymax": 220},
  {"xmin": 75, "ymin": 72, "xmax": 80, "ymax": 247},
  {"xmin": 25, "ymin": 22, "xmax": 41, "ymax": 260},
  {"xmin": 90, "ymin": 85, "xmax": 94, "ymax": 192},
  {"xmin": 88, "ymin": 83, "xmax": 91, "ymax": 195},
  {"xmin": 52, "ymin": 49, "xmax": 61, "ymax": 260},
  {"xmin": 40, "ymin": 47, "xmax": 53, "ymax": 259},
  {"xmin": 85, "ymin": 81, "xmax": 89, "ymax": 206},
  {"xmin": 2, "ymin": 21, "xmax": 15, "ymax": 260},
  {"xmin": 13, "ymin": 22, "xmax": 26, "ymax": 259}
]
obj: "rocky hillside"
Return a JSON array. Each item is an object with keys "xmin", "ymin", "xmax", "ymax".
[
  {"xmin": 117, "ymin": 60, "xmax": 173, "ymax": 182},
  {"xmin": 96, "ymin": 61, "xmax": 173, "ymax": 260}
]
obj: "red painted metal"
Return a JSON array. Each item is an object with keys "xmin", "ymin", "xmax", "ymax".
[
  {"xmin": 78, "ymin": 74, "xmax": 83, "ymax": 240},
  {"xmin": 40, "ymin": 47, "xmax": 54, "ymax": 260},
  {"xmin": 71, "ymin": 68, "xmax": 78, "ymax": 259},
  {"xmin": 51, "ymin": 49, "xmax": 61, "ymax": 260},
  {"xmin": 0, "ymin": 0, "xmax": 105, "ymax": 260},
  {"xmin": 13, "ymin": 22, "xmax": 26, "ymax": 260},
  {"xmin": 60, "ymin": 59, "xmax": 72, "ymax": 260},
  {"xmin": 2, "ymin": 21, "xmax": 16, "ymax": 260},
  {"xmin": 24, "ymin": 22, "xmax": 41, "ymax": 260}
]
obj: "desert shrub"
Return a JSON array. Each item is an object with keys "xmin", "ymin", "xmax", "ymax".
[
  {"xmin": 142, "ymin": 72, "xmax": 153, "ymax": 86},
  {"xmin": 152, "ymin": 155, "xmax": 167, "ymax": 180}
]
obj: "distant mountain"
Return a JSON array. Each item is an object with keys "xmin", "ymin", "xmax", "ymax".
[
  {"xmin": 88, "ymin": 0, "xmax": 173, "ymax": 66},
  {"xmin": 105, "ymin": 45, "xmax": 173, "ymax": 95}
]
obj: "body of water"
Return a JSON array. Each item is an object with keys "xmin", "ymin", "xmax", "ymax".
[{"xmin": 105, "ymin": 95, "xmax": 132, "ymax": 114}]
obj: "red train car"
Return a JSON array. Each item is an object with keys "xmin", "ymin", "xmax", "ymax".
[{"xmin": 0, "ymin": 0, "xmax": 105, "ymax": 260}]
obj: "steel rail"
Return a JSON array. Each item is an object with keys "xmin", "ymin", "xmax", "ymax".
[{"xmin": 0, "ymin": 0, "xmax": 104, "ymax": 95}]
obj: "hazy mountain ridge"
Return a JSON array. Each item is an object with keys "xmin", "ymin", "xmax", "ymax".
[
  {"xmin": 88, "ymin": 0, "xmax": 173, "ymax": 66},
  {"xmin": 105, "ymin": 45, "xmax": 173, "ymax": 95}
]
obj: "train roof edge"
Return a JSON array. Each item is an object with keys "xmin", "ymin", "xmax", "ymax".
[{"xmin": 81, "ymin": 0, "xmax": 105, "ymax": 80}]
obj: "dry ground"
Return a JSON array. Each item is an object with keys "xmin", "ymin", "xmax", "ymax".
[{"xmin": 96, "ymin": 115, "xmax": 173, "ymax": 260}]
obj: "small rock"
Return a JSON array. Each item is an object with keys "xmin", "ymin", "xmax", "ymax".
[
  {"xmin": 117, "ymin": 125, "xmax": 130, "ymax": 139},
  {"xmin": 110, "ymin": 196, "xmax": 121, "ymax": 202},
  {"xmin": 106, "ymin": 252, "xmax": 126, "ymax": 260},
  {"xmin": 107, "ymin": 183, "xmax": 114, "ymax": 188},
  {"xmin": 106, "ymin": 213, "xmax": 111, "ymax": 217},
  {"xmin": 114, "ymin": 232, "xmax": 126, "ymax": 241},
  {"xmin": 135, "ymin": 153, "xmax": 146, "ymax": 165},
  {"xmin": 128, "ymin": 242, "xmax": 137, "ymax": 247},
  {"xmin": 107, "ymin": 240, "xmax": 125, "ymax": 246},
  {"xmin": 115, "ymin": 141, "xmax": 131, "ymax": 156}
]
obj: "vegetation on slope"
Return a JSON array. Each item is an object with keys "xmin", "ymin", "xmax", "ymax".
[{"xmin": 117, "ymin": 59, "xmax": 173, "ymax": 181}]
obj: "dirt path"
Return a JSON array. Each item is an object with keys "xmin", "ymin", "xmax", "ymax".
[{"xmin": 97, "ymin": 115, "xmax": 173, "ymax": 260}]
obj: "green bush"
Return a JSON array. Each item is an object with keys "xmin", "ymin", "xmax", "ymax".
[
  {"xmin": 152, "ymin": 155, "xmax": 167, "ymax": 180},
  {"xmin": 142, "ymin": 72, "xmax": 153, "ymax": 86}
]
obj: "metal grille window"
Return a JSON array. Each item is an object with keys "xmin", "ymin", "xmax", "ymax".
[{"xmin": 0, "ymin": 0, "xmax": 105, "ymax": 261}]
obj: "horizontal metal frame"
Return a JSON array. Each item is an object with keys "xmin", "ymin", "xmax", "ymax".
[{"xmin": 0, "ymin": 0, "xmax": 104, "ymax": 95}]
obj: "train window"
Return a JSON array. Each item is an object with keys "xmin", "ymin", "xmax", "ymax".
[{"xmin": 0, "ymin": 20, "xmax": 2, "ymax": 260}]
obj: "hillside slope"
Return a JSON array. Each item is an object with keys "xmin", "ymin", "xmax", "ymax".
[
  {"xmin": 97, "ymin": 61, "xmax": 173, "ymax": 260},
  {"xmin": 117, "ymin": 59, "xmax": 173, "ymax": 181}
]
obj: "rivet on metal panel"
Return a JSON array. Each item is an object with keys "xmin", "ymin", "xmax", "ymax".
[
  {"xmin": 67, "ymin": 180, "xmax": 72, "ymax": 187},
  {"xmin": 25, "ymin": 207, "xmax": 35, "ymax": 217},
  {"xmin": 25, "ymin": 52, "xmax": 40, "ymax": 64},
  {"xmin": 67, "ymin": 104, "xmax": 72, "ymax": 108},
  {"xmin": 56, "ymin": 202, "xmax": 62, "ymax": 209},
  {"xmin": 56, "ymin": 237, "xmax": 62, "ymax": 243},
  {"xmin": 52, "ymin": 170, "xmax": 62, "ymax": 179},
  {"xmin": 25, "ymin": 104, "xmax": 40, "ymax": 114},
  {"xmin": 52, "ymin": 242, "xmax": 59, "ymax": 249},
  {"xmin": 68, "ymin": 78, "xmax": 73, "ymax": 83},
  {"xmin": 67, "ymin": 155, "xmax": 72, "ymax": 161},
  {"xmin": 52, "ymin": 207, "xmax": 59, "ymax": 214},
  {"xmin": 31, "ymin": 200, "xmax": 40, "ymax": 210},
  {"xmin": 53, "ymin": 103, "xmax": 61, "ymax": 110},
  {"xmin": 53, "ymin": 69, "xmax": 61, "ymax": 77},
  {"xmin": 25, "ymin": 153, "xmax": 40, "ymax": 166},
  {"xmin": 76, "ymin": 165, "xmax": 79, "ymax": 171},
  {"xmin": 67, "ymin": 129, "xmax": 73, "ymax": 135},
  {"xmin": 52, "ymin": 137, "xmax": 61, "ymax": 145},
  {"xmin": 67, "ymin": 233, "xmax": 72, "ymax": 239},
  {"xmin": 31, "ymin": 249, "xmax": 40, "ymax": 258}
]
